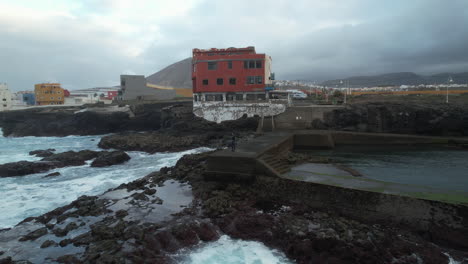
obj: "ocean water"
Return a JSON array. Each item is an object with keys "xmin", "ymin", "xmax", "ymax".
[
  {"xmin": 309, "ymin": 145, "xmax": 468, "ymax": 192},
  {"xmin": 178, "ymin": 235, "xmax": 293, "ymax": 264},
  {"xmin": 0, "ymin": 129, "xmax": 294, "ymax": 263},
  {"xmin": 0, "ymin": 129, "xmax": 211, "ymax": 228}
]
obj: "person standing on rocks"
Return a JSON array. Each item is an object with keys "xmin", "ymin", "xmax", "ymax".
[{"xmin": 230, "ymin": 133, "xmax": 236, "ymax": 152}]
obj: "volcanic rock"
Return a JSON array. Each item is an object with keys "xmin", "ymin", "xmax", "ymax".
[
  {"xmin": 41, "ymin": 150, "xmax": 99, "ymax": 167},
  {"xmin": 19, "ymin": 227, "xmax": 48, "ymax": 241},
  {"xmin": 29, "ymin": 148, "xmax": 56, "ymax": 157},
  {"xmin": 90, "ymin": 151, "xmax": 131, "ymax": 167},
  {"xmin": 0, "ymin": 161, "xmax": 55, "ymax": 177},
  {"xmin": 40, "ymin": 240, "xmax": 57, "ymax": 248},
  {"xmin": 98, "ymin": 133, "xmax": 203, "ymax": 153},
  {"xmin": 44, "ymin": 172, "xmax": 61, "ymax": 178}
]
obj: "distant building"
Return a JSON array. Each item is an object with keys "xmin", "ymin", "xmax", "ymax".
[
  {"xmin": 191, "ymin": 47, "xmax": 287, "ymax": 123},
  {"xmin": 118, "ymin": 75, "xmax": 176, "ymax": 101},
  {"xmin": 0, "ymin": 83, "xmax": 12, "ymax": 111},
  {"xmin": 35, "ymin": 83, "xmax": 65, "ymax": 105},
  {"xmin": 66, "ymin": 87, "xmax": 120, "ymax": 105},
  {"xmin": 21, "ymin": 92, "xmax": 35, "ymax": 105}
]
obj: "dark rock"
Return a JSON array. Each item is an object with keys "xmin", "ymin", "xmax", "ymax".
[
  {"xmin": 29, "ymin": 149, "xmax": 56, "ymax": 157},
  {"xmin": 115, "ymin": 210, "xmax": 128, "ymax": 218},
  {"xmin": 90, "ymin": 151, "xmax": 131, "ymax": 167},
  {"xmin": 194, "ymin": 222, "xmax": 219, "ymax": 242},
  {"xmin": 56, "ymin": 254, "xmax": 81, "ymax": 264},
  {"xmin": 0, "ymin": 161, "xmax": 54, "ymax": 177},
  {"xmin": 42, "ymin": 150, "xmax": 99, "ymax": 167},
  {"xmin": 44, "ymin": 172, "xmax": 61, "ymax": 178},
  {"xmin": 98, "ymin": 133, "xmax": 202, "ymax": 153},
  {"xmin": 0, "ymin": 257, "xmax": 13, "ymax": 264},
  {"xmin": 19, "ymin": 227, "xmax": 48, "ymax": 241},
  {"xmin": 59, "ymin": 239, "xmax": 72, "ymax": 247},
  {"xmin": 144, "ymin": 188, "xmax": 156, "ymax": 195},
  {"xmin": 171, "ymin": 224, "xmax": 200, "ymax": 247},
  {"xmin": 155, "ymin": 231, "xmax": 181, "ymax": 252},
  {"xmin": 40, "ymin": 240, "xmax": 57, "ymax": 248},
  {"xmin": 53, "ymin": 222, "xmax": 78, "ymax": 237},
  {"xmin": 131, "ymin": 192, "xmax": 149, "ymax": 201},
  {"xmin": 71, "ymin": 232, "xmax": 94, "ymax": 246},
  {"xmin": 1, "ymin": 150, "xmax": 102, "ymax": 177}
]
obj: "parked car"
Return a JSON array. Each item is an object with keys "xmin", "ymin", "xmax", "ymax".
[{"xmin": 287, "ymin": 90, "xmax": 307, "ymax": 99}]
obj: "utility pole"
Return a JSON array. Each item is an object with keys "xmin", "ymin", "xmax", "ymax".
[{"xmin": 447, "ymin": 76, "xmax": 453, "ymax": 104}]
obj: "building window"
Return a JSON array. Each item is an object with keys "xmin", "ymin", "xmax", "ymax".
[
  {"xmin": 246, "ymin": 94, "xmax": 256, "ymax": 100},
  {"xmin": 249, "ymin": 61, "xmax": 255, "ymax": 68},
  {"xmin": 3, "ymin": 104, "xmax": 6, "ymax": 107},
  {"xmin": 121, "ymin": 80, "xmax": 126, "ymax": 86},
  {"xmin": 205, "ymin": 95, "xmax": 215, "ymax": 101},
  {"xmin": 229, "ymin": 78, "xmax": 236, "ymax": 85},
  {"xmin": 202, "ymin": 79, "xmax": 209, "ymax": 85},
  {"xmin": 256, "ymin": 61, "xmax": 262, "ymax": 68},
  {"xmin": 2, "ymin": 98, "xmax": 5, "ymax": 101},
  {"xmin": 50, "ymin": 97, "xmax": 54, "ymax": 100},
  {"xmin": 194, "ymin": 95, "xmax": 198, "ymax": 102},
  {"xmin": 257, "ymin": 94, "xmax": 266, "ymax": 100},
  {"xmin": 256, "ymin": 76, "xmax": 263, "ymax": 84},
  {"xmin": 246, "ymin": 76, "xmax": 255, "ymax": 84},
  {"xmin": 58, "ymin": 97, "xmax": 61, "ymax": 100},
  {"xmin": 208, "ymin": 62, "xmax": 217, "ymax": 70},
  {"xmin": 228, "ymin": 61, "xmax": 233, "ymax": 69},
  {"xmin": 217, "ymin": 78, "xmax": 223, "ymax": 85},
  {"xmin": 226, "ymin": 93, "xmax": 234, "ymax": 101},
  {"xmin": 214, "ymin": 94, "xmax": 223, "ymax": 101},
  {"xmin": 235, "ymin": 94, "xmax": 244, "ymax": 101}
]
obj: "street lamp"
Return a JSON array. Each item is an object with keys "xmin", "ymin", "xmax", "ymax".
[
  {"xmin": 340, "ymin": 80, "xmax": 347, "ymax": 104},
  {"xmin": 447, "ymin": 76, "xmax": 453, "ymax": 104}
]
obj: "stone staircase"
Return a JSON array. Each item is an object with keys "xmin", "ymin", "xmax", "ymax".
[{"xmin": 259, "ymin": 153, "xmax": 290, "ymax": 176}]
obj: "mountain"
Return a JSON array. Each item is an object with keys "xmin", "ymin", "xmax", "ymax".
[
  {"xmin": 146, "ymin": 58, "xmax": 192, "ymax": 89},
  {"xmin": 321, "ymin": 72, "xmax": 468, "ymax": 87}
]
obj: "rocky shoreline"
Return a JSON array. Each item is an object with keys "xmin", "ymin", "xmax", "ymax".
[
  {"xmin": 1, "ymin": 152, "xmax": 466, "ymax": 263},
  {"xmin": 0, "ymin": 150, "xmax": 130, "ymax": 177},
  {"xmin": 1, "ymin": 101, "xmax": 468, "ymax": 263}
]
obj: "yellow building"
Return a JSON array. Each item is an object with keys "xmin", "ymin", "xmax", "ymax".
[{"xmin": 34, "ymin": 83, "xmax": 65, "ymax": 105}]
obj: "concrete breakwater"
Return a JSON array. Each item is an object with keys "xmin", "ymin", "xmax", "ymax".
[{"xmin": 205, "ymin": 130, "xmax": 468, "ymax": 250}]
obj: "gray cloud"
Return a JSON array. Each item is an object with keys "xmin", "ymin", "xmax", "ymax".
[{"xmin": 0, "ymin": 0, "xmax": 467, "ymax": 91}]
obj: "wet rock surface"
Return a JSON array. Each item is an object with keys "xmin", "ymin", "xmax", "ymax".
[
  {"xmin": 29, "ymin": 149, "xmax": 56, "ymax": 157},
  {"xmin": 91, "ymin": 151, "xmax": 131, "ymax": 167},
  {"xmin": 0, "ymin": 150, "xmax": 132, "ymax": 177},
  {"xmin": 1, "ymin": 152, "xmax": 467, "ymax": 264}
]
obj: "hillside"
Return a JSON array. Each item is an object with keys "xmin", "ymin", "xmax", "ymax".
[
  {"xmin": 321, "ymin": 72, "xmax": 468, "ymax": 87},
  {"xmin": 146, "ymin": 58, "xmax": 192, "ymax": 89}
]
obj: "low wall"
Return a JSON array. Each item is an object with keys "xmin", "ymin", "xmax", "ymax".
[
  {"xmin": 274, "ymin": 106, "xmax": 343, "ymax": 130},
  {"xmin": 293, "ymin": 130, "xmax": 468, "ymax": 149},
  {"xmin": 194, "ymin": 102, "xmax": 287, "ymax": 123}
]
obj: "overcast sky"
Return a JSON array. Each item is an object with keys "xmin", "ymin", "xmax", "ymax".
[{"xmin": 1, "ymin": 0, "xmax": 467, "ymax": 91}]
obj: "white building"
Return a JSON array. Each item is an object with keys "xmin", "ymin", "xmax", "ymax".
[{"xmin": 0, "ymin": 83, "xmax": 12, "ymax": 111}]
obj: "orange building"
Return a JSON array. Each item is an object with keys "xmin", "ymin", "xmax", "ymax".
[{"xmin": 34, "ymin": 83, "xmax": 65, "ymax": 105}]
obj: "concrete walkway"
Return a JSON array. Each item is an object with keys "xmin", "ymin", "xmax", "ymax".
[{"xmin": 282, "ymin": 162, "xmax": 468, "ymax": 205}]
